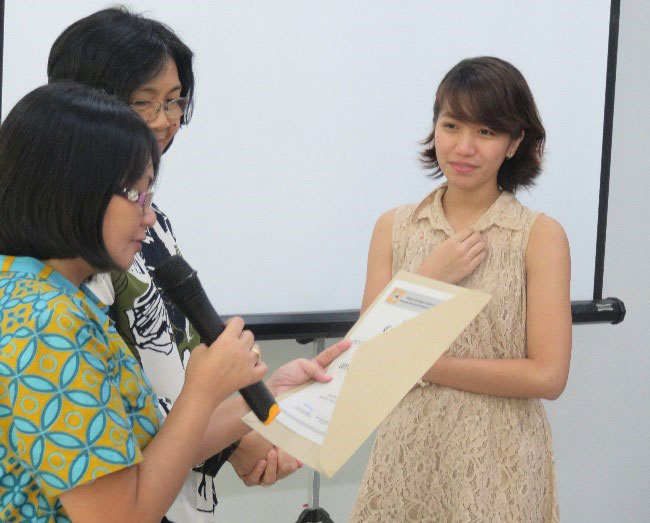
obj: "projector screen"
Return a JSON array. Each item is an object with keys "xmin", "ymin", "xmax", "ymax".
[{"xmin": 2, "ymin": 1, "xmax": 611, "ymax": 315}]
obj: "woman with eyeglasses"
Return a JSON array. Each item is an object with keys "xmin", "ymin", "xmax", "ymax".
[
  {"xmin": 45, "ymin": 7, "xmax": 308, "ymax": 520},
  {"xmin": 0, "ymin": 81, "xmax": 349, "ymax": 523}
]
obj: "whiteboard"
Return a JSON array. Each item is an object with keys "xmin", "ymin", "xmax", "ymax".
[{"xmin": 2, "ymin": 1, "xmax": 611, "ymax": 314}]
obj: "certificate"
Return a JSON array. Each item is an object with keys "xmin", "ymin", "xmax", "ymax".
[
  {"xmin": 242, "ymin": 270, "xmax": 490, "ymax": 477},
  {"xmin": 276, "ymin": 280, "xmax": 454, "ymax": 444}
]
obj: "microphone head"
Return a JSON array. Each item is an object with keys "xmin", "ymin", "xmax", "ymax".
[
  {"xmin": 153, "ymin": 253, "xmax": 226, "ymax": 345},
  {"xmin": 153, "ymin": 254, "xmax": 197, "ymax": 292}
]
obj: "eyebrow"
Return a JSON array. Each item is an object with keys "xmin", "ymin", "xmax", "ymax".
[{"xmin": 133, "ymin": 85, "xmax": 182, "ymax": 96}]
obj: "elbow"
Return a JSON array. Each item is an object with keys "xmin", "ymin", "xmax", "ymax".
[{"xmin": 539, "ymin": 371, "xmax": 568, "ymax": 401}]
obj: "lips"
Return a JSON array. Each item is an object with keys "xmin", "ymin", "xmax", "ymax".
[{"xmin": 450, "ymin": 161, "xmax": 478, "ymax": 173}]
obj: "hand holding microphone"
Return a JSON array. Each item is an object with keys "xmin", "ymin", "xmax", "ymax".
[
  {"xmin": 182, "ymin": 317, "xmax": 268, "ymax": 410},
  {"xmin": 154, "ymin": 255, "xmax": 280, "ymax": 425}
]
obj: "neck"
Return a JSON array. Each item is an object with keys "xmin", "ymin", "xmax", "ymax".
[
  {"xmin": 42, "ymin": 257, "xmax": 95, "ymax": 287},
  {"xmin": 441, "ymin": 183, "xmax": 501, "ymax": 230}
]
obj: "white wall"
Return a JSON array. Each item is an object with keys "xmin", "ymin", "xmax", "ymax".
[
  {"xmin": 2, "ymin": 1, "xmax": 611, "ymax": 314},
  {"xmin": 547, "ymin": 0, "xmax": 650, "ymax": 519},
  {"xmin": 212, "ymin": 1, "xmax": 650, "ymax": 520}
]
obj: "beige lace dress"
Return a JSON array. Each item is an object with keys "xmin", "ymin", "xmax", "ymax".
[{"xmin": 350, "ymin": 184, "xmax": 559, "ymax": 522}]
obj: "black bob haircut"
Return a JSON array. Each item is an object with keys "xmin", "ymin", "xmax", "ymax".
[
  {"xmin": 47, "ymin": 6, "xmax": 195, "ymax": 135},
  {"xmin": 0, "ymin": 82, "xmax": 160, "ymax": 271},
  {"xmin": 421, "ymin": 56, "xmax": 546, "ymax": 193}
]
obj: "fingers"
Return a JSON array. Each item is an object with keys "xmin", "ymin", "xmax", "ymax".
[
  {"xmin": 315, "ymin": 339, "xmax": 352, "ymax": 368},
  {"xmin": 292, "ymin": 358, "xmax": 330, "ymax": 383},
  {"xmin": 458, "ymin": 230, "xmax": 483, "ymax": 250},
  {"xmin": 465, "ymin": 238, "xmax": 487, "ymax": 261},
  {"xmin": 213, "ymin": 317, "xmax": 254, "ymax": 357},
  {"xmin": 275, "ymin": 449, "xmax": 300, "ymax": 480},
  {"xmin": 221, "ymin": 316, "xmax": 255, "ymax": 349},
  {"xmin": 251, "ymin": 343, "xmax": 261, "ymax": 365},
  {"xmin": 465, "ymin": 249, "xmax": 487, "ymax": 275},
  {"xmin": 223, "ymin": 315, "xmax": 245, "ymax": 335},
  {"xmin": 241, "ymin": 447, "xmax": 300, "ymax": 487},
  {"xmin": 249, "ymin": 361, "xmax": 269, "ymax": 385},
  {"xmin": 261, "ymin": 449, "xmax": 278, "ymax": 486},
  {"xmin": 241, "ymin": 459, "xmax": 267, "ymax": 487},
  {"xmin": 452, "ymin": 228, "xmax": 476, "ymax": 243}
]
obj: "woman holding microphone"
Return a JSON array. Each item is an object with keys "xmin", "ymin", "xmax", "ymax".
[
  {"xmin": 0, "ymin": 82, "xmax": 347, "ymax": 522},
  {"xmin": 46, "ymin": 7, "xmax": 306, "ymax": 519}
]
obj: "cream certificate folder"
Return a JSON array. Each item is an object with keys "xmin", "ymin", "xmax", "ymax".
[{"xmin": 242, "ymin": 270, "xmax": 490, "ymax": 478}]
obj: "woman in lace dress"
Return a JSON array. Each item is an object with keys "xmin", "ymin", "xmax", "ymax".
[{"xmin": 351, "ymin": 57, "xmax": 572, "ymax": 522}]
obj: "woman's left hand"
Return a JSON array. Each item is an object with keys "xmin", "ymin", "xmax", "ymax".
[
  {"xmin": 266, "ymin": 339, "xmax": 351, "ymax": 396},
  {"xmin": 239, "ymin": 448, "xmax": 302, "ymax": 487},
  {"xmin": 230, "ymin": 432, "xmax": 302, "ymax": 486}
]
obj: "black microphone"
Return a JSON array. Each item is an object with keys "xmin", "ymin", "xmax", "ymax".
[{"xmin": 153, "ymin": 254, "xmax": 279, "ymax": 425}]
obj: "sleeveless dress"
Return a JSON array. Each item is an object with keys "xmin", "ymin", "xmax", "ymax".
[{"xmin": 351, "ymin": 184, "xmax": 559, "ymax": 522}]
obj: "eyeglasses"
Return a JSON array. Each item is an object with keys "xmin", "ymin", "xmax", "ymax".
[
  {"xmin": 118, "ymin": 187, "xmax": 155, "ymax": 212},
  {"xmin": 129, "ymin": 97, "xmax": 189, "ymax": 123}
]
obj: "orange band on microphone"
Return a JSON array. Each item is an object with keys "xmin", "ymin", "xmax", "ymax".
[{"xmin": 263, "ymin": 403, "xmax": 280, "ymax": 425}]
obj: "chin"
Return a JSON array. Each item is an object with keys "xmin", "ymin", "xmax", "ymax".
[{"xmin": 115, "ymin": 254, "xmax": 136, "ymax": 271}]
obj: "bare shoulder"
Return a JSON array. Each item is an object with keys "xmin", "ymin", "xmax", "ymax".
[
  {"xmin": 368, "ymin": 207, "xmax": 398, "ymax": 243},
  {"xmin": 375, "ymin": 207, "xmax": 398, "ymax": 229},
  {"xmin": 526, "ymin": 214, "xmax": 570, "ymax": 265}
]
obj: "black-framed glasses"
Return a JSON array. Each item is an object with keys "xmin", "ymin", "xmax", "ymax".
[
  {"xmin": 118, "ymin": 187, "xmax": 155, "ymax": 212},
  {"xmin": 129, "ymin": 97, "xmax": 189, "ymax": 122}
]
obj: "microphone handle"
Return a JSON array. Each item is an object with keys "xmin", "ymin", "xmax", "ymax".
[{"xmin": 182, "ymin": 290, "xmax": 279, "ymax": 425}]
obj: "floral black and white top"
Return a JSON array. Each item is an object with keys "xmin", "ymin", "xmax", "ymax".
[{"xmin": 88, "ymin": 204, "xmax": 236, "ymax": 521}]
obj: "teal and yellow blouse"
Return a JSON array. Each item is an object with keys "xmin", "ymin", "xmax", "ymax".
[{"xmin": 0, "ymin": 255, "xmax": 161, "ymax": 522}]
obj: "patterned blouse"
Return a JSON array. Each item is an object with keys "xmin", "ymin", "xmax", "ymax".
[
  {"xmin": 87, "ymin": 205, "xmax": 235, "ymax": 518},
  {"xmin": 0, "ymin": 255, "xmax": 161, "ymax": 522}
]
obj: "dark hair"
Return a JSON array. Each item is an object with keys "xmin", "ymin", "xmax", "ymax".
[
  {"xmin": 420, "ymin": 56, "xmax": 545, "ymax": 193},
  {"xmin": 0, "ymin": 82, "xmax": 160, "ymax": 271},
  {"xmin": 47, "ymin": 6, "xmax": 195, "ymax": 132}
]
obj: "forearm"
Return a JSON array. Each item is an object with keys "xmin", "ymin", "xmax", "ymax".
[
  {"xmin": 134, "ymin": 390, "xmax": 217, "ymax": 518},
  {"xmin": 60, "ymin": 388, "xmax": 222, "ymax": 522},
  {"xmin": 226, "ymin": 431, "xmax": 273, "ymax": 480},
  {"xmin": 423, "ymin": 354, "xmax": 568, "ymax": 400},
  {"xmin": 195, "ymin": 393, "xmax": 252, "ymax": 464}
]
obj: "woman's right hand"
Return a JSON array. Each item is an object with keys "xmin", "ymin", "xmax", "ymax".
[
  {"xmin": 182, "ymin": 317, "xmax": 267, "ymax": 408},
  {"xmin": 417, "ymin": 228, "xmax": 487, "ymax": 284}
]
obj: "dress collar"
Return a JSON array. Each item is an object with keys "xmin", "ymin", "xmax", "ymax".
[
  {"xmin": 410, "ymin": 183, "xmax": 523, "ymax": 234},
  {"xmin": 0, "ymin": 255, "xmax": 109, "ymax": 318}
]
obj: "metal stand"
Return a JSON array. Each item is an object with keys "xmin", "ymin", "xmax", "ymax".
[{"xmin": 295, "ymin": 338, "xmax": 334, "ymax": 523}]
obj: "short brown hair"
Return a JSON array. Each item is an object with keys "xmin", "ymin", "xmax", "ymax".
[{"xmin": 420, "ymin": 56, "xmax": 545, "ymax": 193}]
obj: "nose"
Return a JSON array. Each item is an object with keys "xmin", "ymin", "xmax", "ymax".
[
  {"xmin": 142, "ymin": 205, "xmax": 157, "ymax": 227},
  {"xmin": 455, "ymin": 129, "xmax": 476, "ymax": 156},
  {"xmin": 147, "ymin": 108, "xmax": 172, "ymax": 132}
]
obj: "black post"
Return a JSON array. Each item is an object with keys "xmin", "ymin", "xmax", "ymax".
[{"xmin": 593, "ymin": 0, "xmax": 621, "ymax": 300}]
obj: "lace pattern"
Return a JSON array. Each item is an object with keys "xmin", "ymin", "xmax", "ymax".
[{"xmin": 351, "ymin": 185, "xmax": 559, "ymax": 522}]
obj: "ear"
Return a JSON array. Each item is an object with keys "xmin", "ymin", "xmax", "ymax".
[{"xmin": 506, "ymin": 130, "xmax": 525, "ymax": 159}]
